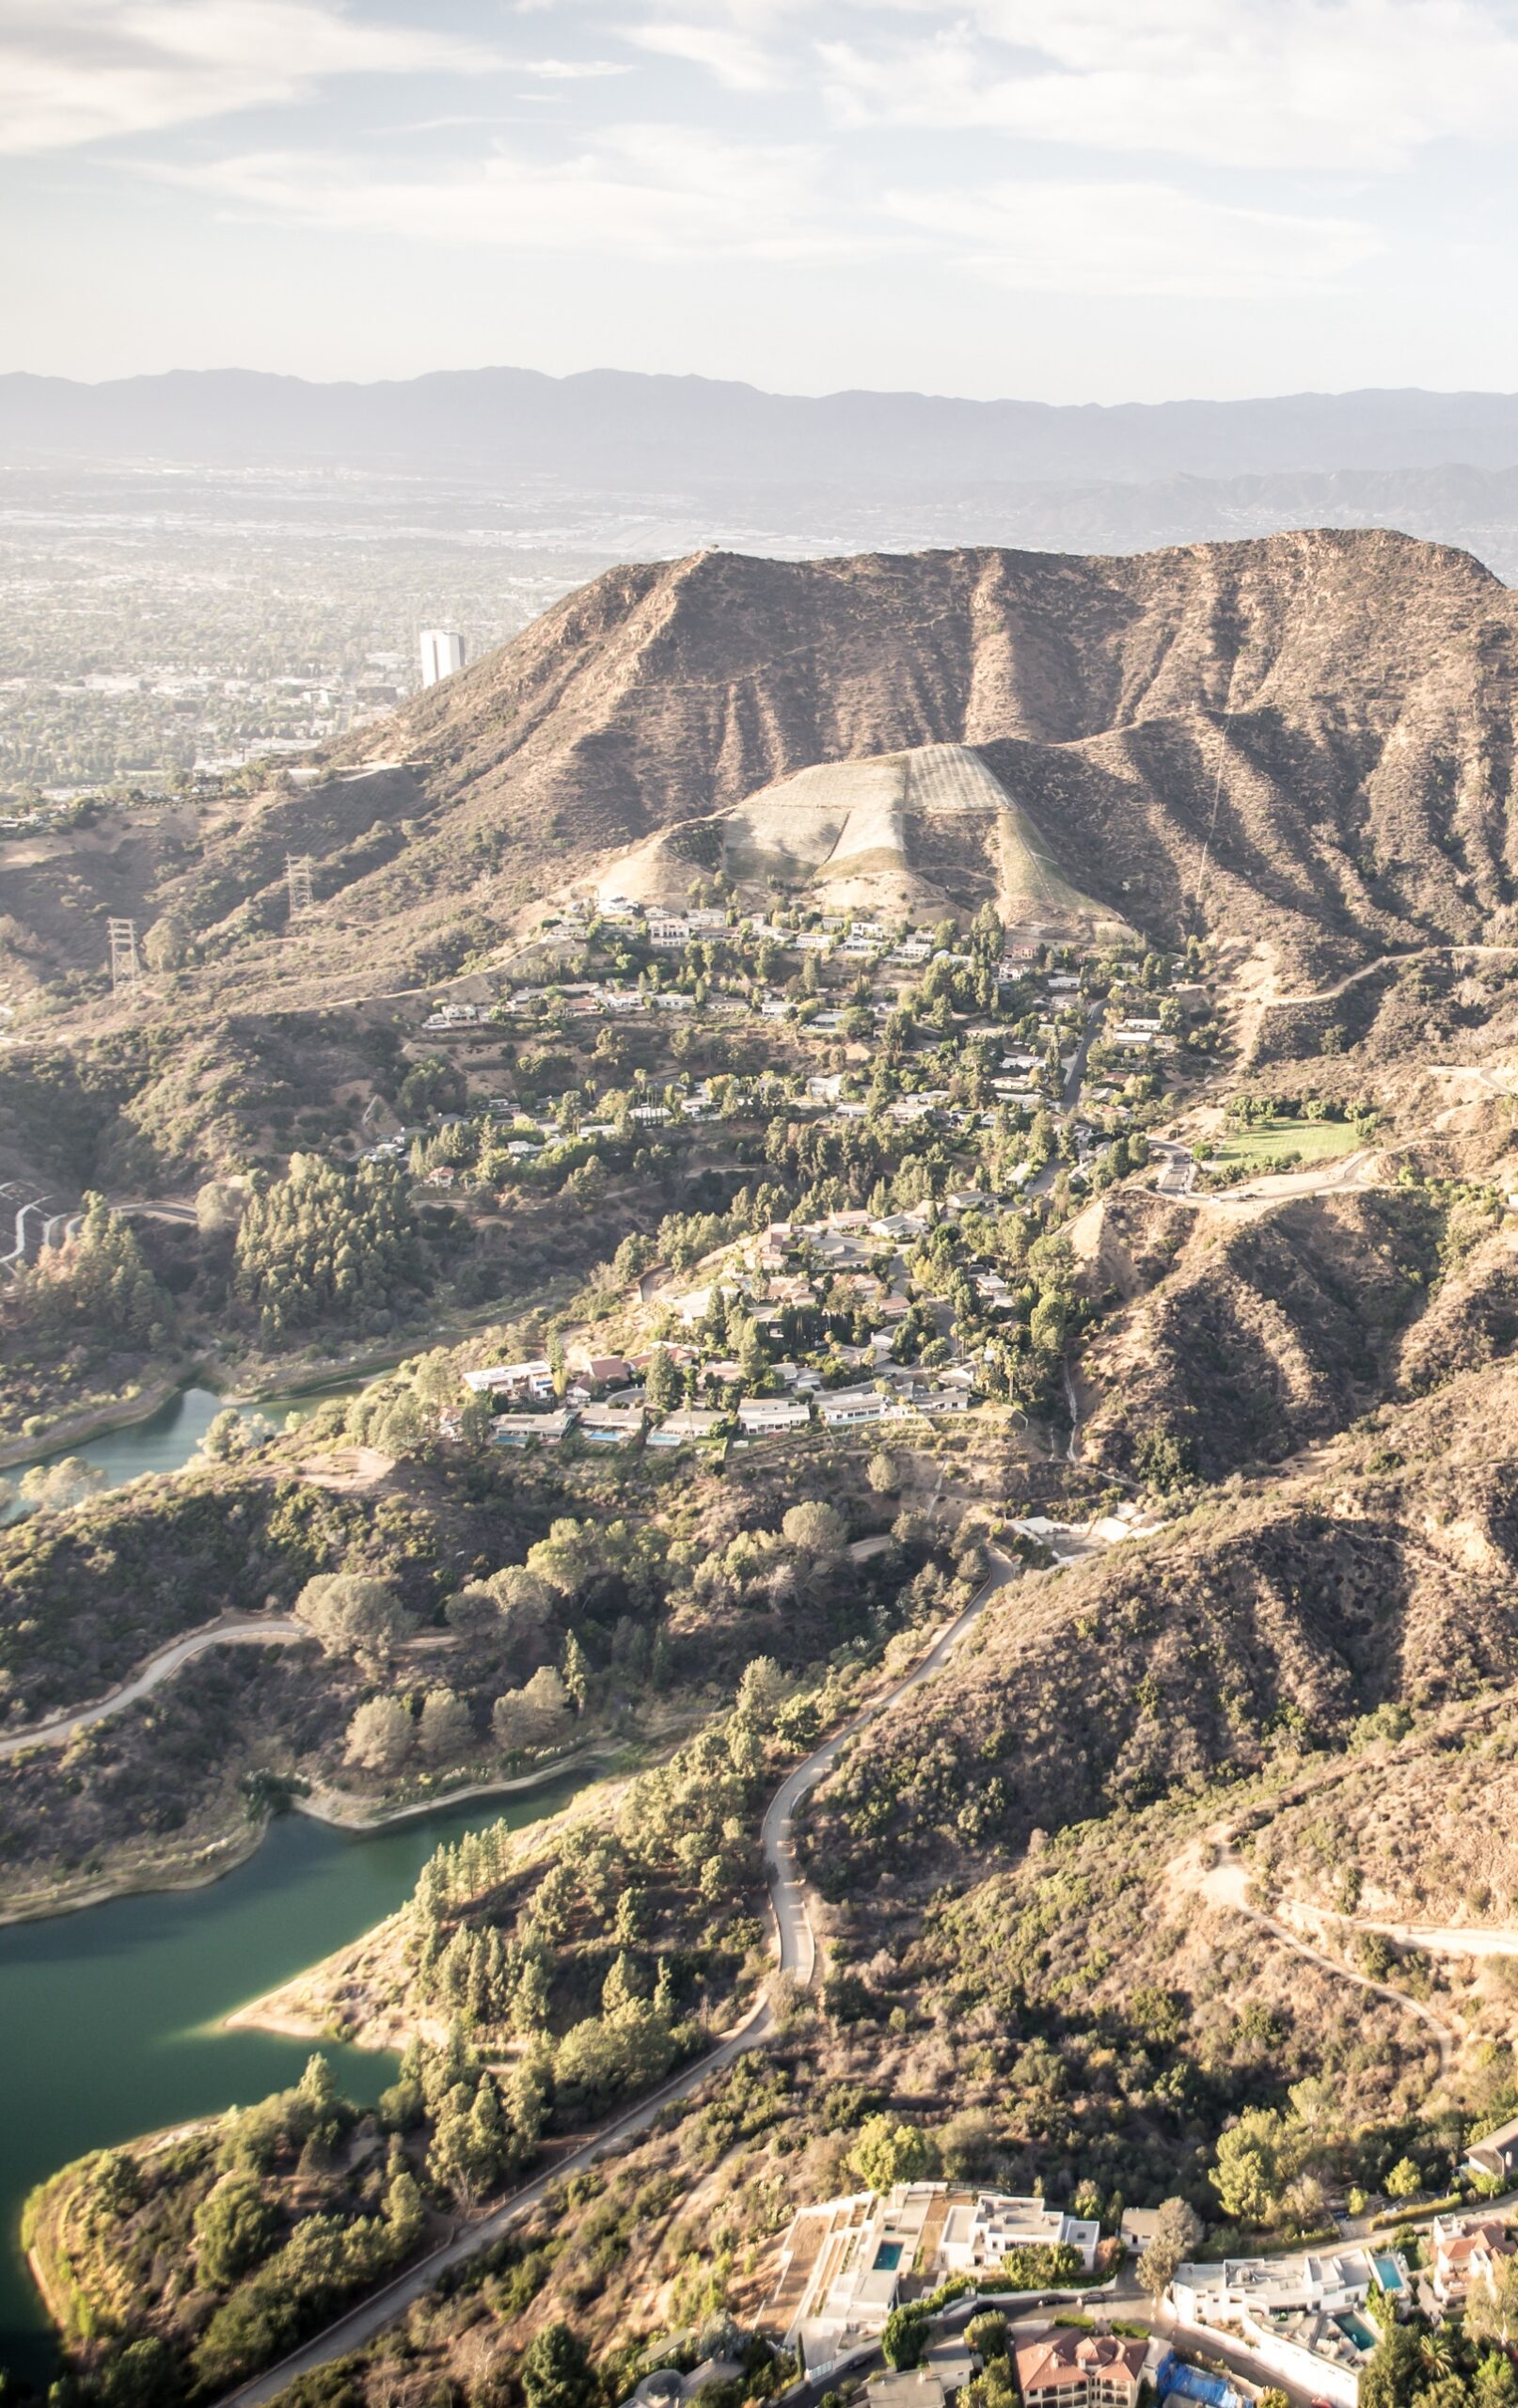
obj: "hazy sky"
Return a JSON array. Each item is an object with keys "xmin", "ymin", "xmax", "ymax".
[{"xmin": 7, "ymin": 0, "xmax": 1518, "ymax": 402}]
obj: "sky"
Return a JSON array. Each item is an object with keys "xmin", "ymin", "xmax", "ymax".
[{"xmin": 6, "ymin": 0, "xmax": 1518, "ymax": 402}]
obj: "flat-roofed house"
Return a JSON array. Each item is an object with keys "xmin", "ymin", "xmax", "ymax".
[
  {"xmin": 737, "ymin": 1397, "xmax": 813, "ymax": 1434},
  {"xmin": 490, "ymin": 1409, "xmax": 577, "ymax": 1447},
  {"xmin": 818, "ymin": 1386, "xmax": 890, "ymax": 1428},
  {"xmin": 938, "ymin": 2194, "xmax": 1099, "ymax": 2273},
  {"xmin": 577, "ymin": 1404, "xmax": 645, "ymax": 1446},
  {"xmin": 761, "ymin": 2183, "xmax": 1099, "ymax": 2380},
  {"xmin": 1169, "ymin": 2252, "xmax": 1375, "ymax": 2408},
  {"xmin": 647, "ymin": 1408, "xmax": 726, "ymax": 1450}
]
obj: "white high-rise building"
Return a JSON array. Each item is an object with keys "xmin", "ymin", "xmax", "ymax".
[{"xmin": 419, "ymin": 629, "xmax": 466, "ymax": 688}]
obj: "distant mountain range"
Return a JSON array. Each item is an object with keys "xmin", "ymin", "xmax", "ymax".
[{"xmin": 9, "ymin": 366, "xmax": 1518, "ymax": 487}]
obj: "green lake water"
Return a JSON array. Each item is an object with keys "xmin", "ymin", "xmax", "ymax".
[
  {"xmin": 0, "ymin": 1777, "xmax": 584, "ymax": 2384},
  {"xmin": 0, "ymin": 1382, "xmax": 344, "ymax": 1524}
]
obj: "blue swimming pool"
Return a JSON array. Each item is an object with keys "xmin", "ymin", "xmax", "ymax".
[
  {"xmin": 874, "ymin": 2242, "xmax": 905, "ymax": 2272},
  {"xmin": 1373, "ymin": 2255, "xmax": 1405, "ymax": 2293}
]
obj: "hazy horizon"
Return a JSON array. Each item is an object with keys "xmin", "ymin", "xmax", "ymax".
[{"xmin": 9, "ymin": 1, "xmax": 1518, "ymax": 404}]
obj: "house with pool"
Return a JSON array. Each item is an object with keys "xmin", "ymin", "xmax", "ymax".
[
  {"xmin": 762, "ymin": 2185, "xmax": 1100, "ymax": 2374},
  {"xmin": 1169, "ymin": 2249, "xmax": 1403, "ymax": 2407}
]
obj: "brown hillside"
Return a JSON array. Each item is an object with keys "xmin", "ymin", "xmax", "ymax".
[
  {"xmin": 807, "ymin": 1352, "xmax": 1518, "ymax": 1893},
  {"xmin": 12, "ymin": 528, "xmax": 1518, "ymax": 1022}
]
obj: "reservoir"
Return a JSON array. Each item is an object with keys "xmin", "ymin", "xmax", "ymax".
[
  {"xmin": 0, "ymin": 1776, "xmax": 584, "ymax": 2381},
  {"xmin": 2, "ymin": 1382, "xmax": 343, "ymax": 1523}
]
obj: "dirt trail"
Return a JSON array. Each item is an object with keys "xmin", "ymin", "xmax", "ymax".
[{"xmin": 1165, "ymin": 1820, "xmax": 1461, "ymax": 2075}]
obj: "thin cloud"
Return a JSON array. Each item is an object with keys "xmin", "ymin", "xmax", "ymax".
[
  {"xmin": 628, "ymin": 19, "xmax": 783, "ymax": 91},
  {"xmin": 819, "ymin": 0, "xmax": 1518, "ymax": 174},
  {"xmin": 146, "ymin": 128, "xmax": 877, "ymax": 261},
  {"xmin": 886, "ymin": 177, "xmax": 1382, "ymax": 298},
  {"xmin": 0, "ymin": 0, "xmax": 499, "ymax": 154},
  {"xmin": 518, "ymin": 56, "xmax": 634, "ymax": 78}
]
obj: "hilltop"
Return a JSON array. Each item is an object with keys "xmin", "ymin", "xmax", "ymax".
[{"xmin": 6, "ymin": 529, "xmax": 1518, "ymax": 1038}]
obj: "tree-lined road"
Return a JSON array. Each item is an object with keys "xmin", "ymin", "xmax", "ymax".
[{"xmin": 220, "ymin": 1557, "xmax": 1018, "ymax": 2406}]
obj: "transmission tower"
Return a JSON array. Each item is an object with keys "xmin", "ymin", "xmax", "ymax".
[
  {"xmin": 107, "ymin": 918, "xmax": 139, "ymax": 991},
  {"xmin": 285, "ymin": 854, "xmax": 315, "ymax": 920}
]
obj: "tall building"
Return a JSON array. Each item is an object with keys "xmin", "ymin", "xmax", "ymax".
[{"xmin": 419, "ymin": 629, "xmax": 466, "ymax": 687}]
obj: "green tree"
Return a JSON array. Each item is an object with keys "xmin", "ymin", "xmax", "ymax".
[
  {"xmin": 848, "ymin": 2114, "xmax": 937, "ymax": 2192},
  {"xmin": 418, "ymin": 1687, "xmax": 472, "ymax": 1764},
  {"xmin": 881, "ymin": 2308, "xmax": 929, "ymax": 2371},
  {"xmin": 1136, "ymin": 2196, "xmax": 1203, "ymax": 2298},
  {"xmin": 1383, "ymin": 2157, "xmax": 1422, "ymax": 2202},
  {"xmin": 293, "ymin": 1575, "xmax": 412, "ymax": 1668},
  {"xmin": 194, "ymin": 2172, "xmax": 280, "ymax": 2289},
  {"xmin": 1359, "ymin": 2323, "xmax": 1426, "ymax": 2408},
  {"xmin": 561, "ymin": 1631, "xmax": 590, "ymax": 1713},
  {"xmin": 1210, "ymin": 2108, "xmax": 1288, "ymax": 2224},
  {"xmin": 644, "ymin": 1346, "xmax": 681, "ymax": 1415},
  {"xmin": 521, "ymin": 2322, "xmax": 596, "ymax": 2408}
]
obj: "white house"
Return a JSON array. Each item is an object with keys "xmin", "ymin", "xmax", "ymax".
[
  {"xmin": 1430, "ymin": 2216, "xmax": 1514, "ymax": 2307},
  {"xmin": 577, "ymin": 1404, "xmax": 646, "ymax": 1446},
  {"xmin": 818, "ymin": 1386, "xmax": 890, "ymax": 1427},
  {"xmin": 490, "ymin": 1409, "xmax": 577, "ymax": 1447},
  {"xmin": 937, "ymin": 2193, "xmax": 1099, "ymax": 2273},
  {"xmin": 464, "ymin": 1359, "xmax": 554, "ymax": 1400},
  {"xmin": 762, "ymin": 2185, "xmax": 1102, "ymax": 2378},
  {"xmin": 1169, "ymin": 2251, "xmax": 1377, "ymax": 2408},
  {"xmin": 737, "ymin": 1398, "xmax": 813, "ymax": 1434}
]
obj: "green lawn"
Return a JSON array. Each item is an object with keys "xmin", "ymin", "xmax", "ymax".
[{"xmin": 1213, "ymin": 1117, "xmax": 1362, "ymax": 1169}]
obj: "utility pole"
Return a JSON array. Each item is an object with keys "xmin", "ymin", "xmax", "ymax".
[
  {"xmin": 107, "ymin": 918, "xmax": 139, "ymax": 991},
  {"xmin": 285, "ymin": 854, "xmax": 315, "ymax": 921}
]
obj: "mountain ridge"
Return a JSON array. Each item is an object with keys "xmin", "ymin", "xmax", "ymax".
[{"xmin": 13, "ymin": 366, "xmax": 1518, "ymax": 483}]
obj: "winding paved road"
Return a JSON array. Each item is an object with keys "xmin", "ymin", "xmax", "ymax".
[
  {"xmin": 219, "ymin": 1559, "xmax": 1017, "ymax": 2407},
  {"xmin": 0, "ymin": 1619, "xmax": 308, "ymax": 1761}
]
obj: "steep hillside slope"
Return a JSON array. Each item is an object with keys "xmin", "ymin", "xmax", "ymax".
[
  {"xmin": 9, "ymin": 528, "xmax": 1518, "ymax": 1019},
  {"xmin": 591, "ymin": 741, "xmax": 1131, "ymax": 931},
  {"xmin": 808, "ymin": 1354, "xmax": 1518, "ymax": 1893}
]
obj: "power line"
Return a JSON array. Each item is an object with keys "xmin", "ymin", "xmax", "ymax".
[{"xmin": 107, "ymin": 917, "xmax": 139, "ymax": 991}]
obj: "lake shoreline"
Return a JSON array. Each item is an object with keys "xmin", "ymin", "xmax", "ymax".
[
  {"xmin": 0, "ymin": 1373, "xmax": 193, "ymax": 1472},
  {"xmin": 0, "ymin": 1753, "xmax": 603, "ymax": 1931}
]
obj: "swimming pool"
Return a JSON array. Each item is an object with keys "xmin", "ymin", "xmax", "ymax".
[
  {"xmin": 1336, "ymin": 2312, "xmax": 1380, "ymax": 2353},
  {"xmin": 874, "ymin": 2242, "xmax": 905, "ymax": 2272},
  {"xmin": 1373, "ymin": 2255, "xmax": 1405, "ymax": 2293}
]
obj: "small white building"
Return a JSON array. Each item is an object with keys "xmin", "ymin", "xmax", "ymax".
[{"xmin": 938, "ymin": 2193, "xmax": 1099, "ymax": 2273}]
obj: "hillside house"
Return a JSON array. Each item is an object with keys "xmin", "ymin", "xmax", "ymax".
[
  {"xmin": 490, "ymin": 1409, "xmax": 577, "ymax": 1447},
  {"xmin": 737, "ymin": 1398, "xmax": 813, "ymax": 1434},
  {"xmin": 464, "ymin": 1359, "xmax": 554, "ymax": 1401},
  {"xmin": 578, "ymin": 1404, "xmax": 645, "ymax": 1446},
  {"xmin": 1169, "ymin": 2251, "xmax": 1376, "ymax": 2408},
  {"xmin": 818, "ymin": 1386, "xmax": 891, "ymax": 1427},
  {"xmin": 647, "ymin": 1408, "xmax": 726, "ymax": 1450},
  {"xmin": 763, "ymin": 2185, "xmax": 1099, "ymax": 2378},
  {"xmin": 1430, "ymin": 2215, "xmax": 1515, "ymax": 2306},
  {"xmin": 1466, "ymin": 2117, "xmax": 1518, "ymax": 2185},
  {"xmin": 1015, "ymin": 2330, "xmax": 1150, "ymax": 2408}
]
